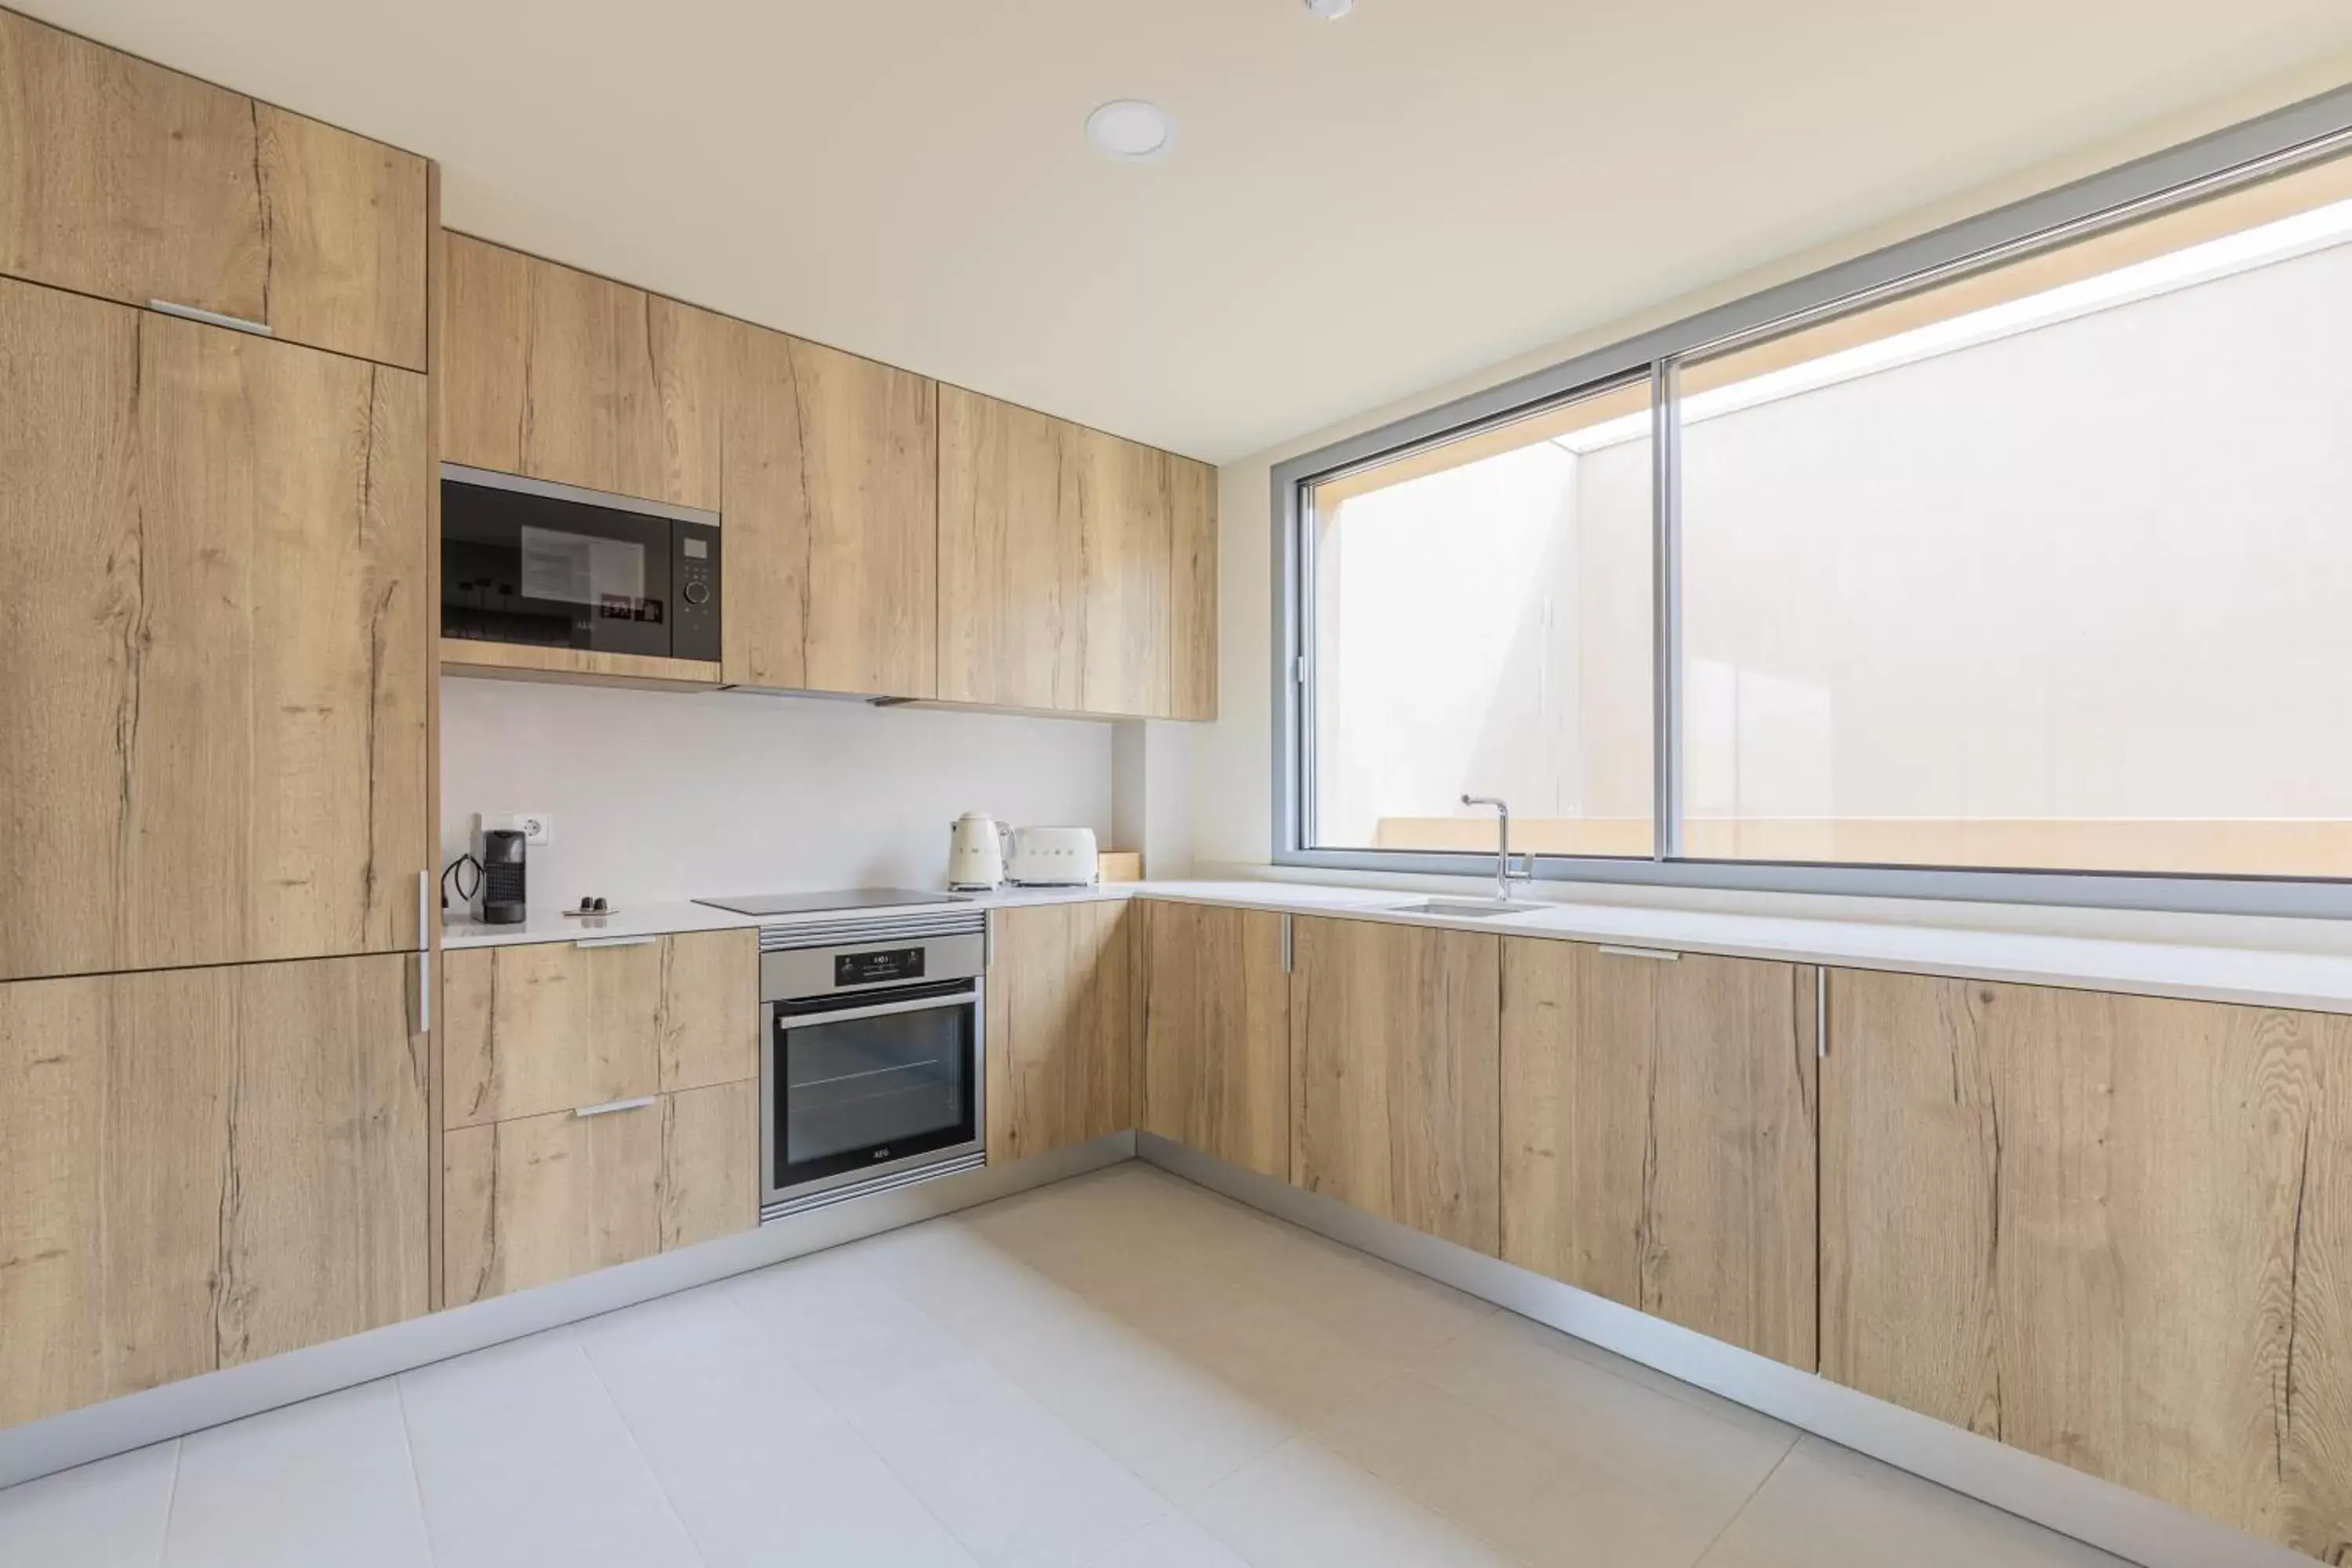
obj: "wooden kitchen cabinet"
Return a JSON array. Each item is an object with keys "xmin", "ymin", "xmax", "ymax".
[
  {"xmin": 1820, "ymin": 969, "xmax": 2352, "ymax": 1559},
  {"xmin": 441, "ymin": 1078, "xmax": 758, "ymax": 1305},
  {"xmin": 440, "ymin": 234, "xmax": 726, "ymax": 510},
  {"xmin": 0, "ymin": 954, "xmax": 429, "ymax": 1427},
  {"xmin": 0, "ymin": 278, "xmax": 430, "ymax": 983},
  {"xmin": 441, "ymin": 929, "xmax": 758, "ymax": 1128},
  {"xmin": 1139, "ymin": 900, "xmax": 1289, "ymax": 1179},
  {"xmin": 0, "ymin": 9, "xmax": 428, "ymax": 369},
  {"xmin": 1500, "ymin": 941, "xmax": 1818, "ymax": 1369},
  {"xmin": 936, "ymin": 386, "xmax": 1218, "ymax": 719},
  {"xmin": 1290, "ymin": 916, "xmax": 1501, "ymax": 1254},
  {"xmin": 986, "ymin": 902, "xmax": 1137, "ymax": 1161},
  {"xmin": 722, "ymin": 321, "xmax": 938, "ymax": 699}
]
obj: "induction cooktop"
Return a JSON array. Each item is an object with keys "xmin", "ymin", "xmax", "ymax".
[{"xmin": 692, "ymin": 887, "xmax": 971, "ymax": 917}]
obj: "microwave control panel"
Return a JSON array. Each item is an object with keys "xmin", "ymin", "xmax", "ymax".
[{"xmin": 673, "ymin": 521, "xmax": 722, "ymax": 662}]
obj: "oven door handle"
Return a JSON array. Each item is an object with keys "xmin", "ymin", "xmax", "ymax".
[{"xmin": 777, "ymin": 989, "xmax": 976, "ymax": 1027}]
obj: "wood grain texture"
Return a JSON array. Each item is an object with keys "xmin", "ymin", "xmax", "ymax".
[
  {"xmin": 440, "ymin": 638, "xmax": 723, "ymax": 689},
  {"xmin": 936, "ymin": 387, "xmax": 1084, "ymax": 710},
  {"xmin": 1070, "ymin": 424, "xmax": 1172, "ymax": 717},
  {"xmin": 0, "ymin": 955, "xmax": 428, "ymax": 1426},
  {"xmin": 441, "ymin": 938, "xmax": 660, "ymax": 1127},
  {"xmin": 660, "ymin": 1079, "xmax": 758, "ymax": 1250},
  {"xmin": 986, "ymin": 902, "xmax": 1135, "ymax": 1162},
  {"xmin": 1139, "ymin": 900, "xmax": 1289, "ymax": 1180},
  {"xmin": 721, "ymin": 321, "xmax": 937, "ymax": 698},
  {"xmin": 1820, "ymin": 969, "xmax": 2352, "ymax": 1559},
  {"xmin": 1167, "ymin": 453, "xmax": 1218, "ymax": 721},
  {"xmin": 442, "ymin": 1078, "xmax": 755, "ymax": 1305},
  {"xmin": 425, "ymin": 164, "xmax": 447, "ymax": 1311},
  {"xmin": 1499, "ymin": 942, "xmax": 1817, "ymax": 1369},
  {"xmin": 439, "ymin": 234, "xmax": 724, "ymax": 508},
  {"xmin": 0, "ymin": 9, "xmax": 427, "ymax": 368},
  {"xmin": 1289, "ymin": 916, "xmax": 1501, "ymax": 1254},
  {"xmin": 657, "ymin": 929, "xmax": 760, "ymax": 1093},
  {"xmin": 0, "ymin": 281, "xmax": 430, "ymax": 982}
]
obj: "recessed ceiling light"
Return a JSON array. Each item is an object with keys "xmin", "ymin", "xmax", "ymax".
[
  {"xmin": 1086, "ymin": 99, "xmax": 1174, "ymax": 162},
  {"xmin": 1303, "ymin": 0, "xmax": 1356, "ymax": 17}
]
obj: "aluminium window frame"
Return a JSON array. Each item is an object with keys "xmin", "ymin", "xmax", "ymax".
[{"xmin": 1272, "ymin": 80, "xmax": 2352, "ymax": 920}]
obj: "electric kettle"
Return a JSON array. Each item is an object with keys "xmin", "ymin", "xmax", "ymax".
[{"xmin": 947, "ymin": 811, "xmax": 1011, "ymax": 891}]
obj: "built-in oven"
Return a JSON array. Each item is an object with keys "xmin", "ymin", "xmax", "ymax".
[
  {"xmin": 758, "ymin": 910, "xmax": 988, "ymax": 1221},
  {"xmin": 440, "ymin": 463, "xmax": 720, "ymax": 661}
]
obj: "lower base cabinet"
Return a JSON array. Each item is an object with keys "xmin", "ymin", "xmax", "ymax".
[
  {"xmin": 1821, "ymin": 968, "xmax": 2352, "ymax": 1561},
  {"xmin": 0, "ymin": 953, "xmax": 429, "ymax": 1427},
  {"xmin": 986, "ymin": 902, "xmax": 1136, "ymax": 1162},
  {"xmin": 443, "ymin": 1079, "xmax": 757, "ymax": 1305},
  {"xmin": 1500, "ymin": 940, "xmax": 1818, "ymax": 1370},
  {"xmin": 1139, "ymin": 900, "xmax": 1290, "ymax": 1181},
  {"xmin": 1289, "ymin": 916, "xmax": 1501, "ymax": 1254}
]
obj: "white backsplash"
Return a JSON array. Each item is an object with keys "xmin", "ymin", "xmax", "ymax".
[{"xmin": 439, "ymin": 677, "xmax": 1116, "ymax": 910}]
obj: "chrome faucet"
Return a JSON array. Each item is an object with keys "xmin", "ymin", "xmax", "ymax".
[{"xmin": 1461, "ymin": 794, "xmax": 1530, "ymax": 902}]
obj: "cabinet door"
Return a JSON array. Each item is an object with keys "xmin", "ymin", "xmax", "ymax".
[
  {"xmin": 1069, "ymin": 426, "xmax": 1172, "ymax": 717},
  {"xmin": 1500, "ymin": 942, "xmax": 1817, "ymax": 1369},
  {"xmin": 986, "ymin": 902, "xmax": 1135, "ymax": 1161},
  {"xmin": 936, "ymin": 387, "xmax": 1084, "ymax": 710},
  {"xmin": 1167, "ymin": 455, "xmax": 1218, "ymax": 721},
  {"xmin": 1290, "ymin": 916, "xmax": 1501, "ymax": 1253},
  {"xmin": 722, "ymin": 322, "xmax": 938, "ymax": 699},
  {"xmin": 1820, "ymin": 970, "xmax": 2352, "ymax": 1557},
  {"xmin": 442, "ymin": 930, "xmax": 754, "ymax": 1127},
  {"xmin": 0, "ymin": 281, "xmax": 430, "ymax": 982},
  {"xmin": 0, "ymin": 10, "xmax": 428, "ymax": 368},
  {"xmin": 440, "ymin": 234, "xmax": 724, "ymax": 509},
  {"xmin": 442, "ymin": 1080, "xmax": 756, "ymax": 1305},
  {"xmin": 0, "ymin": 954, "xmax": 428, "ymax": 1427},
  {"xmin": 1140, "ymin": 901, "xmax": 1288, "ymax": 1179}
]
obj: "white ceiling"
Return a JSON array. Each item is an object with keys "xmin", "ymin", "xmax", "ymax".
[{"xmin": 25, "ymin": 1, "xmax": 2352, "ymax": 461}]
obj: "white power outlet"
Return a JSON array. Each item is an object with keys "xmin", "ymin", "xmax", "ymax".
[{"xmin": 507, "ymin": 812, "xmax": 553, "ymax": 845}]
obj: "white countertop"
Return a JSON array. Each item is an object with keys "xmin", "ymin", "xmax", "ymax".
[{"xmin": 443, "ymin": 877, "xmax": 2352, "ymax": 1016}]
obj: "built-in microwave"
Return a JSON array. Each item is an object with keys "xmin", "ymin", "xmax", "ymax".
[{"xmin": 440, "ymin": 463, "xmax": 720, "ymax": 661}]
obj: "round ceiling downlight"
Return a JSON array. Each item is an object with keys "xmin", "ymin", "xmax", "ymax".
[
  {"xmin": 1303, "ymin": 0, "xmax": 1356, "ymax": 16},
  {"xmin": 1086, "ymin": 100, "xmax": 1174, "ymax": 162}
]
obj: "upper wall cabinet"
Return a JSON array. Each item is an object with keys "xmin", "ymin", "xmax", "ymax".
[
  {"xmin": 938, "ymin": 387, "xmax": 1218, "ymax": 720},
  {"xmin": 0, "ymin": 278, "xmax": 430, "ymax": 982},
  {"xmin": 441, "ymin": 234, "xmax": 726, "ymax": 510},
  {"xmin": 722, "ymin": 321, "xmax": 938, "ymax": 699},
  {"xmin": 0, "ymin": 10, "xmax": 427, "ymax": 370}
]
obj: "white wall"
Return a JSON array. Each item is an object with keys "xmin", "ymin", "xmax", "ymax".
[
  {"xmin": 440, "ymin": 679, "xmax": 1115, "ymax": 909},
  {"xmin": 1185, "ymin": 52, "xmax": 2352, "ymax": 876}
]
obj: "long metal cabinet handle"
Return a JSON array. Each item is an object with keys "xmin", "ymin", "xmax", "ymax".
[
  {"xmin": 1816, "ymin": 966, "xmax": 1828, "ymax": 1058},
  {"xmin": 1280, "ymin": 913, "xmax": 1293, "ymax": 975},
  {"xmin": 574, "ymin": 1096, "xmax": 658, "ymax": 1119},
  {"xmin": 575, "ymin": 935, "xmax": 659, "ymax": 949},
  {"xmin": 147, "ymin": 298, "xmax": 272, "ymax": 336},
  {"xmin": 1596, "ymin": 945, "xmax": 1679, "ymax": 961},
  {"xmin": 416, "ymin": 871, "xmax": 432, "ymax": 1035}
]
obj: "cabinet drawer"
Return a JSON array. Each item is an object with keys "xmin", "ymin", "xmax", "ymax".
[
  {"xmin": 441, "ymin": 929, "xmax": 757, "ymax": 1128},
  {"xmin": 441, "ymin": 1080, "xmax": 757, "ymax": 1305},
  {"xmin": 0, "ymin": 11, "xmax": 428, "ymax": 369}
]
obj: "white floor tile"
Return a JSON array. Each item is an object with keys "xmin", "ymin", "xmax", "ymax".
[
  {"xmin": 727, "ymin": 1246, "xmax": 973, "ymax": 1407},
  {"xmin": 580, "ymin": 1284, "xmax": 977, "ymax": 1568},
  {"xmin": 844, "ymin": 1357, "xmax": 1171, "ymax": 1568},
  {"xmin": 398, "ymin": 1328, "xmax": 699, "ymax": 1568},
  {"xmin": 0, "ymin": 1441, "xmax": 177, "ymax": 1568},
  {"xmin": 164, "ymin": 1380, "xmax": 430, "ymax": 1568},
  {"xmin": 1209, "ymin": 1218, "xmax": 1495, "ymax": 1359},
  {"xmin": 1190, "ymin": 1436, "xmax": 1516, "ymax": 1567},
  {"xmin": 1083, "ymin": 1514, "xmax": 1254, "ymax": 1568},
  {"xmin": 1157, "ymin": 1292, "xmax": 1399, "ymax": 1428},
  {"xmin": 1696, "ymin": 1437, "xmax": 2136, "ymax": 1568}
]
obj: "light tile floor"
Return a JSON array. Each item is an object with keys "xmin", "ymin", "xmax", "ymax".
[{"xmin": 0, "ymin": 1161, "xmax": 2134, "ymax": 1568}]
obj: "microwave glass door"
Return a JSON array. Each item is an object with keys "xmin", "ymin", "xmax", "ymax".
[
  {"xmin": 442, "ymin": 480, "xmax": 675, "ymax": 656},
  {"xmin": 772, "ymin": 984, "xmax": 977, "ymax": 1189}
]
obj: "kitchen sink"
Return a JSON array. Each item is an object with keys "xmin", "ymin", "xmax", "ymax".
[{"xmin": 1384, "ymin": 900, "xmax": 1546, "ymax": 919}]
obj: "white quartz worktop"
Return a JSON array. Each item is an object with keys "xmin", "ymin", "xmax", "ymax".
[{"xmin": 442, "ymin": 877, "xmax": 2352, "ymax": 1016}]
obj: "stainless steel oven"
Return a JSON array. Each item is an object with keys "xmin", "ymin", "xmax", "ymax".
[{"xmin": 758, "ymin": 910, "xmax": 987, "ymax": 1221}]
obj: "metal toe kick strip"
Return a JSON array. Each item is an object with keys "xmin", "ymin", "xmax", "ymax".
[{"xmin": 759, "ymin": 1149, "xmax": 990, "ymax": 1223}]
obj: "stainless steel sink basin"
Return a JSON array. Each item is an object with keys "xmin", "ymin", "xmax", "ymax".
[{"xmin": 1384, "ymin": 900, "xmax": 1545, "ymax": 919}]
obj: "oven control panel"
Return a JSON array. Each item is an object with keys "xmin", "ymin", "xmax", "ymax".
[{"xmin": 835, "ymin": 946, "xmax": 925, "ymax": 986}]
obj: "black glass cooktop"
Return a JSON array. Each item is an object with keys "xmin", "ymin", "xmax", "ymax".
[{"xmin": 692, "ymin": 887, "xmax": 970, "ymax": 917}]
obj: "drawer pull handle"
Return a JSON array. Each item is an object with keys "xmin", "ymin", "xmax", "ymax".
[
  {"xmin": 1596, "ymin": 945, "xmax": 1679, "ymax": 961},
  {"xmin": 575, "ymin": 935, "xmax": 659, "ymax": 949},
  {"xmin": 147, "ymin": 298, "xmax": 272, "ymax": 336},
  {"xmin": 575, "ymin": 1096, "xmax": 658, "ymax": 1119}
]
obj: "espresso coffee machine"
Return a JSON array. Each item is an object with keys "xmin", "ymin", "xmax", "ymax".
[{"xmin": 481, "ymin": 828, "xmax": 528, "ymax": 924}]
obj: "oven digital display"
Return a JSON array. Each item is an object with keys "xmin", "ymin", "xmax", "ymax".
[{"xmin": 835, "ymin": 947, "xmax": 925, "ymax": 985}]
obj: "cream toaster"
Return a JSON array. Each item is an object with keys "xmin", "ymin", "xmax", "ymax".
[{"xmin": 1006, "ymin": 826, "xmax": 1099, "ymax": 887}]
